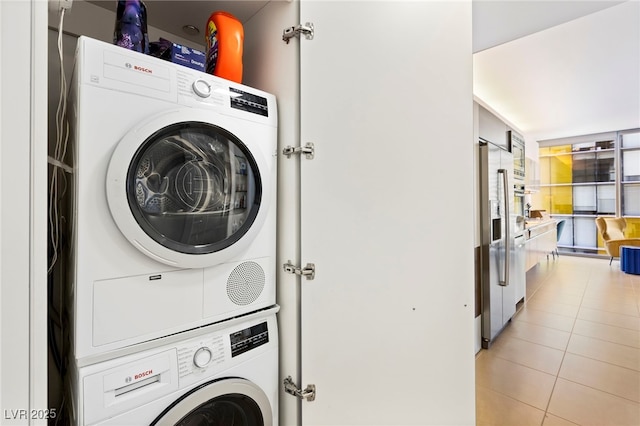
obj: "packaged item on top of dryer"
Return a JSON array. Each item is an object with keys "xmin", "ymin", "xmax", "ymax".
[
  {"xmin": 205, "ymin": 11, "xmax": 244, "ymax": 83},
  {"xmin": 114, "ymin": 0, "xmax": 149, "ymax": 54},
  {"xmin": 149, "ymin": 38, "xmax": 206, "ymax": 72}
]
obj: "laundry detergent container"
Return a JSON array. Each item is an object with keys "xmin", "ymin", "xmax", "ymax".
[
  {"xmin": 114, "ymin": 0, "xmax": 149, "ymax": 54},
  {"xmin": 205, "ymin": 11, "xmax": 244, "ymax": 83}
]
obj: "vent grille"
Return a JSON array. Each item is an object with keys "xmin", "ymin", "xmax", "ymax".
[{"xmin": 226, "ymin": 261, "xmax": 265, "ymax": 306}]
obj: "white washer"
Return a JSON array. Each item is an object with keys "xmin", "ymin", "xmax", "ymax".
[
  {"xmin": 68, "ymin": 308, "xmax": 278, "ymax": 425},
  {"xmin": 68, "ymin": 36, "xmax": 277, "ymax": 362}
]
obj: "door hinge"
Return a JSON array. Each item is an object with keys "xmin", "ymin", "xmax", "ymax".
[
  {"xmin": 282, "ymin": 22, "xmax": 314, "ymax": 44},
  {"xmin": 283, "ymin": 142, "xmax": 314, "ymax": 160},
  {"xmin": 283, "ymin": 376, "xmax": 316, "ymax": 401},
  {"xmin": 283, "ymin": 260, "xmax": 316, "ymax": 280}
]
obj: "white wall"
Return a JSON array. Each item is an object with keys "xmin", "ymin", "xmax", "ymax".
[{"xmin": 1, "ymin": 0, "xmax": 48, "ymax": 424}]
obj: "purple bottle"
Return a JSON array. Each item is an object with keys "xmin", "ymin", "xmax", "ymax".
[{"xmin": 114, "ymin": 0, "xmax": 149, "ymax": 54}]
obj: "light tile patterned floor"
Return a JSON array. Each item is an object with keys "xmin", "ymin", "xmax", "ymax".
[{"xmin": 476, "ymin": 255, "xmax": 640, "ymax": 426}]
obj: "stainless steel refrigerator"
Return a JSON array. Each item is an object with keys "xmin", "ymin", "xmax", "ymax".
[{"xmin": 479, "ymin": 140, "xmax": 516, "ymax": 349}]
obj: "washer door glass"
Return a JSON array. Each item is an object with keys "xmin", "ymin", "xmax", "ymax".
[
  {"xmin": 174, "ymin": 393, "xmax": 264, "ymax": 425},
  {"xmin": 128, "ymin": 122, "xmax": 261, "ymax": 254},
  {"xmin": 150, "ymin": 378, "xmax": 272, "ymax": 426}
]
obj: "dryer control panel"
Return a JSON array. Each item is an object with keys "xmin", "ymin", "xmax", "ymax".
[
  {"xmin": 78, "ymin": 36, "xmax": 276, "ymax": 130},
  {"xmin": 229, "ymin": 87, "xmax": 269, "ymax": 117}
]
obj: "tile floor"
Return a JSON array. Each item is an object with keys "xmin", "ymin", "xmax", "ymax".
[{"xmin": 476, "ymin": 255, "xmax": 640, "ymax": 426}]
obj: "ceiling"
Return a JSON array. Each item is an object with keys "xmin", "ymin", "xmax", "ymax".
[
  {"xmin": 474, "ymin": 0, "xmax": 639, "ymax": 143},
  {"xmin": 85, "ymin": 0, "xmax": 640, "ymax": 143},
  {"xmin": 472, "ymin": 0, "xmax": 626, "ymax": 53}
]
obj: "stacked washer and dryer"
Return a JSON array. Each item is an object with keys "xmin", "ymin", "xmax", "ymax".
[{"xmin": 66, "ymin": 36, "xmax": 278, "ymax": 425}]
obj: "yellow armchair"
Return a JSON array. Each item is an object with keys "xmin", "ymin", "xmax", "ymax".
[{"xmin": 595, "ymin": 217, "xmax": 640, "ymax": 264}]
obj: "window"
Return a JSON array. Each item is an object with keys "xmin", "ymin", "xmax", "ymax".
[
  {"xmin": 534, "ymin": 130, "xmax": 640, "ymax": 255},
  {"xmin": 622, "ymin": 132, "xmax": 640, "ymax": 214}
]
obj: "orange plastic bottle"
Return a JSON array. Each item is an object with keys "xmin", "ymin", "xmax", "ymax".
[{"xmin": 205, "ymin": 12, "xmax": 244, "ymax": 83}]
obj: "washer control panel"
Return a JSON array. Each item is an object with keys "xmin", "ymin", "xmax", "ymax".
[
  {"xmin": 193, "ymin": 347, "xmax": 213, "ymax": 368},
  {"xmin": 192, "ymin": 79, "xmax": 212, "ymax": 98},
  {"xmin": 177, "ymin": 335, "xmax": 225, "ymax": 381},
  {"xmin": 175, "ymin": 317, "xmax": 272, "ymax": 388},
  {"xmin": 230, "ymin": 321, "xmax": 269, "ymax": 358}
]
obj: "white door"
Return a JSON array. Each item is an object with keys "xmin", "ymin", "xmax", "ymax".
[{"xmin": 300, "ymin": 1, "xmax": 476, "ymax": 425}]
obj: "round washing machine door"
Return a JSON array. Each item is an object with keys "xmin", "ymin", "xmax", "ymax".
[
  {"xmin": 106, "ymin": 109, "xmax": 272, "ymax": 269},
  {"xmin": 150, "ymin": 378, "xmax": 272, "ymax": 426}
]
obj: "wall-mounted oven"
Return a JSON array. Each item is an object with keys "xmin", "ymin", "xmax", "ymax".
[
  {"xmin": 509, "ymin": 130, "xmax": 525, "ymax": 183},
  {"xmin": 510, "ymin": 130, "xmax": 526, "ymax": 234},
  {"xmin": 514, "ymin": 183, "xmax": 525, "ymax": 235}
]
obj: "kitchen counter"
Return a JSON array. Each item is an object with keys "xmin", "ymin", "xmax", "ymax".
[
  {"xmin": 524, "ymin": 219, "xmax": 557, "ymax": 270},
  {"xmin": 525, "ymin": 218, "xmax": 557, "ymax": 240}
]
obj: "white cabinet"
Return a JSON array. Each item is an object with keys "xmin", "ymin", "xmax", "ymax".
[
  {"xmin": 514, "ymin": 235, "xmax": 527, "ymax": 306},
  {"xmin": 478, "ymin": 104, "xmax": 508, "ymax": 148},
  {"xmin": 525, "ymin": 157, "xmax": 539, "ymax": 191},
  {"xmin": 295, "ymin": 3, "xmax": 474, "ymax": 425},
  {"xmin": 525, "ymin": 221, "xmax": 557, "ymax": 271}
]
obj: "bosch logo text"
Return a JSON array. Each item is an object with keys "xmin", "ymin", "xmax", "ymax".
[
  {"xmin": 134, "ymin": 370, "xmax": 153, "ymax": 380},
  {"xmin": 134, "ymin": 65, "xmax": 153, "ymax": 74}
]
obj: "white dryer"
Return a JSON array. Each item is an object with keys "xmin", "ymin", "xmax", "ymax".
[
  {"xmin": 68, "ymin": 36, "xmax": 277, "ymax": 362},
  {"xmin": 68, "ymin": 308, "xmax": 278, "ymax": 425}
]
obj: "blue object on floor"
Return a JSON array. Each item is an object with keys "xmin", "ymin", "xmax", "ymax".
[{"xmin": 620, "ymin": 246, "xmax": 640, "ymax": 275}]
